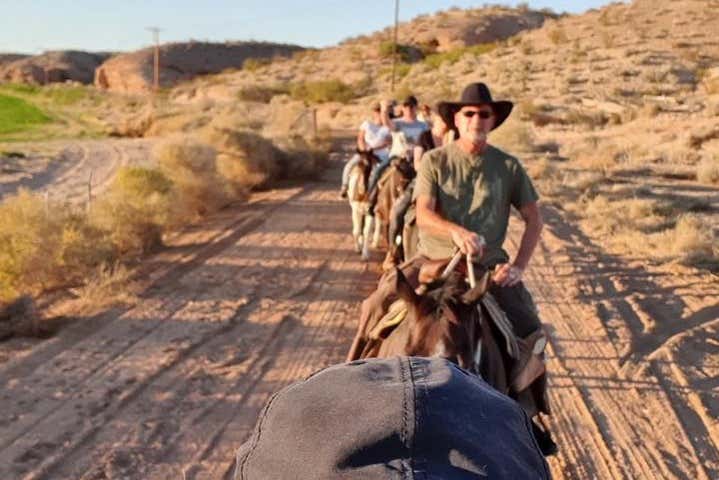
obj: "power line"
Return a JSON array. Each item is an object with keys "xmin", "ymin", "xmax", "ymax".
[{"xmin": 390, "ymin": 0, "xmax": 400, "ymax": 93}]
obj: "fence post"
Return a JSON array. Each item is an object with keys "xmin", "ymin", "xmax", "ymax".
[
  {"xmin": 312, "ymin": 108, "xmax": 318, "ymax": 138},
  {"xmin": 87, "ymin": 170, "xmax": 93, "ymax": 214}
]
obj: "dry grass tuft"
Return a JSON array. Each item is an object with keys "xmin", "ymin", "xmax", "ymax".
[
  {"xmin": 0, "ymin": 190, "xmax": 66, "ymax": 300},
  {"xmin": 665, "ymin": 215, "xmax": 717, "ymax": 265},
  {"xmin": 490, "ymin": 116, "xmax": 536, "ymax": 154},
  {"xmin": 201, "ymin": 127, "xmax": 284, "ymax": 190},
  {"xmin": 696, "ymin": 154, "xmax": 719, "ymax": 184},
  {"xmin": 153, "ymin": 138, "xmax": 229, "ymax": 221},
  {"xmin": 90, "ymin": 166, "xmax": 173, "ymax": 254},
  {"xmin": 70, "ymin": 262, "xmax": 138, "ymax": 315}
]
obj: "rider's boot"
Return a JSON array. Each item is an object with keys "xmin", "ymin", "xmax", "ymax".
[{"xmin": 531, "ymin": 418, "xmax": 558, "ymax": 457}]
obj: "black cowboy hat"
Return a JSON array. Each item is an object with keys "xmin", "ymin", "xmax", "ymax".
[{"xmin": 437, "ymin": 82, "xmax": 513, "ymax": 131}]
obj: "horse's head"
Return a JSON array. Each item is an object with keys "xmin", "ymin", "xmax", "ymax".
[
  {"xmin": 391, "ymin": 264, "xmax": 490, "ymax": 372},
  {"xmin": 391, "ymin": 156, "xmax": 415, "ymax": 187},
  {"xmin": 355, "ymin": 148, "xmax": 379, "ymax": 168}
]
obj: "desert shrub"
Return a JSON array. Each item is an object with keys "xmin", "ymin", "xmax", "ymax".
[
  {"xmin": 378, "ymin": 41, "xmax": 415, "ymax": 62},
  {"xmin": 696, "ymin": 154, "xmax": 719, "ymax": 184},
  {"xmin": 57, "ymin": 212, "xmax": 115, "ymax": 282},
  {"xmin": 0, "ymin": 190, "xmax": 65, "ymax": 300},
  {"xmin": 243, "ymin": 57, "xmax": 272, "ymax": 72},
  {"xmin": 91, "ymin": 166, "xmax": 173, "ymax": 254},
  {"xmin": 202, "ymin": 127, "xmax": 284, "ymax": 190},
  {"xmin": 666, "ymin": 215, "xmax": 717, "ymax": 265},
  {"xmin": 238, "ymin": 84, "xmax": 290, "ymax": 103},
  {"xmin": 274, "ymin": 135, "xmax": 330, "ymax": 179},
  {"xmin": 289, "ymin": 79, "xmax": 356, "ymax": 104},
  {"xmin": 0, "ymin": 190, "xmax": 118, "ymax": 300},
  {"xmin": 153, "ymin": 139, "xmax": 228, "ymax": 221}
]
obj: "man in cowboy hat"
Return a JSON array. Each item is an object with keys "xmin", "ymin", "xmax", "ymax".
[{"xmin": 413, "ymin": 82, "xmax": 547, "ymax": 393}]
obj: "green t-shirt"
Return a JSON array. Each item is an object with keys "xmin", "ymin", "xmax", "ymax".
[{"xmin": 412, "ymin": 142, "xmax": 539, "ymax": 267}]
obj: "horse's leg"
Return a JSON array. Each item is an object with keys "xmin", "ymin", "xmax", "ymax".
[
  {"xmin": 371, "ymin": 216, "xmax": 383, "ymax": 248},
  {"xmin": 361, "ymin": 213, "xmax": 373, "ymax": 261},
  {"xmin": 350, "ymin": 201, "xmax": 363, "ymax": 253}
]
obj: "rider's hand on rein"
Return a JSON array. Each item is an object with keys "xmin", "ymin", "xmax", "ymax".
[{"xmin": 493, "ymin": 263, "xmax": 524, "ymax": 287}]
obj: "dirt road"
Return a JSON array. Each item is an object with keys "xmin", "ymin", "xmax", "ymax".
[
  {"xmin": 0, "ymin": 138, "xmax": 153, "ymax": 204},
  {"xmin": 0, "ymin": 142, "xmax": 717, "ymax": 479}
]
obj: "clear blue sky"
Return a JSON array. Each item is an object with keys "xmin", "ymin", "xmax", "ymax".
[{"xmin": 1, "ymin": 1, "xmax": 619, "ymax": 54}]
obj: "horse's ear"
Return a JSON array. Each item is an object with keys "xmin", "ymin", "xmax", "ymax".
[
  {"xmin": 391, "ymin": 267, "xmax": 419, "ymax": 306},
  {"xmin": 460, "ymin": 269, "xmax": 491, "ymax": 304}
]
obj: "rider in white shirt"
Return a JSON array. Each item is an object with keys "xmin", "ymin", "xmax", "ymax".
[
  {"xmin": 340, "ymin": 103, "xmax": 391, "ymax": 198},
  {"xmin": 365, "ymin": 95, "xmax": 428, "ymax": 213}
]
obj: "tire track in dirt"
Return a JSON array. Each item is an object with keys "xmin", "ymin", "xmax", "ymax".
[
  {"xmin": 0, "ymin": 186, "xmax": 307, "ymax": 479},
  {"xmin": 0, "ymin": 139, "xmax": 154, "ymax": 204},
  {"xmin": 0, "ymin": 144, "xmax": 378, "ymax": 480},
  {"xmin": 0, "ymin": 187, "xmax": 302, "ymax": 389},
  {"xmin": 509, "ymin": 207, "xmax": 719, "ymax": 479}
]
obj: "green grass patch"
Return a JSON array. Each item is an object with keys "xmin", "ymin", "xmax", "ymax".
[{"xmin": 0, "ymin": 94, "xmax": 51, "ymax": 134}]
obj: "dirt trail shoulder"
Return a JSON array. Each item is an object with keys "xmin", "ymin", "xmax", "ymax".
[
  {"xmin": 0, "ymin": 138, "xmax": 154, "ymax": 203},
  {"xmin": 0, "ymin": 141, "xmax": 716, "ymax": 479}
]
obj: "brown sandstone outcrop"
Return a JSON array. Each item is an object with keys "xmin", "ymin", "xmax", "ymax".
[
  {"xmin": 0, "ymin": 51, "xmax": 110, "ymax": 85},
  {"xmin": 94, "ymin": 41, "xmax": 304, "ymax": 94}
]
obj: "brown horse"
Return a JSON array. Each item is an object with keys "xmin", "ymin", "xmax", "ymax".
[
  {"xmin": 370, "ymin": 157, "xmax": 414, "ymax": 252},
  {"xmin": 348, "ymin": 255, "xmax": 557, "ymax": 455}
]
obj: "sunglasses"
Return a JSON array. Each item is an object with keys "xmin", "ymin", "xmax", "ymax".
[{"xmin": 461, "ymin": 110, "xmax": 494, "ymax": 119}]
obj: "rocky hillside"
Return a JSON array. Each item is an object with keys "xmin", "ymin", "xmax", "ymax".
[
  {"xmin": 342, "ymin": 5, "xmax": 552, "ymax": 52},
  {"xmin": 0, "ymin": 51, "xmax": 110, "ymax": 85},
  {"xmin": 164, "ymin": 0, "xmax": 717, "ymax": 271},
  {"xmin": 170, "ymin": 5, "xmax": 554, "ymax": 104},
  {"xmin": 0, "ymin": 54, "xmax": 28, "ymax": 67},
  {"xmin": 95, "ymin": 41, "xmax": 305, "ymax": 93}
]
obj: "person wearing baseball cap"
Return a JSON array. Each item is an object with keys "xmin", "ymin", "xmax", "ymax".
[{"xmin": 234, "ymin": 357, "xmax": 551, "ymax": 479}]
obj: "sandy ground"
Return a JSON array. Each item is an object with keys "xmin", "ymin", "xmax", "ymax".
[
  {"xmin": 0, "ymin": 138, "xmax": 154, "ymax": 204},
  {"xmin": 0, "ymin": 139, "xmax": 717, "ymax": 479}
]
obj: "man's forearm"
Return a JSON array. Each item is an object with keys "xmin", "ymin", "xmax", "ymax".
[
  {"xmin": 416, "ymin": 203, "xmax": 461, "ymax": 238},
  {"xmin": 514, "ymin": 218, "xmax": 542, "ymax": 270}
]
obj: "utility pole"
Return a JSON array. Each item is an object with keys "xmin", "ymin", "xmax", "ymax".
[
  {"xmin": 390, "ymin": 0, "xmax": 400, "ymax": 93},
  {"xmin": 146, "ymin": 27, "xmax": 162, "ymax": 93}
]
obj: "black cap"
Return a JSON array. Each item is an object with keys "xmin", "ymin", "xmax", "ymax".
[
  {"xmin": 402, "ymin": 95, "xmax": 418, "ymax": 107},
  {"xmin": 234, "ymin": 357, "xmax": 550, "ymax": 479}
]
